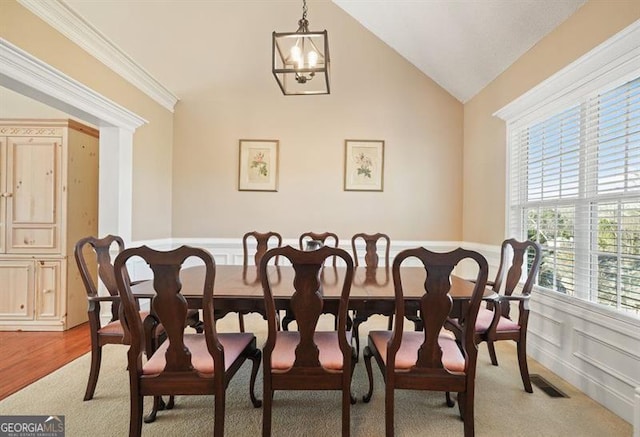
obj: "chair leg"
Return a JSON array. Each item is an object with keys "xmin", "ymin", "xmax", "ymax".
[
  {"xmin": 186, "ymin": 309, "xmax": 204, "ymax": 333},
  {"xmin": 275, "ymin": 311, "xmax": 282, "ymax": 331},
  {"xmin": 351, "ymin": 315, "xmax": 363, "ymax": 361},
  {"xmin": 262, "ymin": 376, "xmax": 272, "ymax": 437},
  {"xmin": 213, "ymin": 389, "xmax": 226, "ymax": 437},
  {"xmin": 144, "ymin": 396, "xmax": 165, "ymax": 423},
  {"xmin": 387, "ymin": 314, "xmax": 394, "ymax": 330},
  {"xmin": 385, "ymin": 384, "xmax": 395, "ymax": 437},
  {"xmin": 84, "ymin": 343, "xmax": 102, "ymax": 401},
  {"xmin": 362, "ymin": 346, "xmax": 374, "ymax": 403},
  {"xmin": 249, "ymin": 348, "xmax": 262, "ymax": 408},
  {"xmin": 238, "ymin": 313, "xmax": 245, "ymax": 333},
  {"xmin": 487, "ymin": 341, "xmax": 499, "ymax": 366},
  {"xmin": 517, "ymin": 339, "xmax": 533, "ymax": 393},
  {"xmin": 129, "ymin": 393, "xmax": 143, "ymax": 437},
  {"xmin": 445, "ymin": 391, "xmax": 455, "ymax": 407},
  {"xmin": 281, "ymin": 310, "xmax": 294, "ymax": 331},
  {"xmin": 461, "ymin": 390, "xmax": 475, "ymax": 437},
  {"xmin": 342, "ymin": 379, "xmax": 351, "ymax": 437},
  {"xmin": 350, "ymin": 348, "xmax": 357, "ymax": 405},
  {"xmin": 457, "ymin": 392, "xmax": 465, "ymax": 420}
]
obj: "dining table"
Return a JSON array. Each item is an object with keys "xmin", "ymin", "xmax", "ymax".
[{"xmin": 131, "ymin": 264, "xmax": 493, "ymax": 321}]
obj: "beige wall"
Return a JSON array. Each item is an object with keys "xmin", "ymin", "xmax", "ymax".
[
  {"xmin": 462, "ymin": 0, "xmax": 640, "ymax": 245},
  {"xmin": 2, "ymin": 0, "xmax": 467, "ymax": 242},
  {"xmin": 0, "ymin": 0, "xmax": 174, "ymax": 241},
  {"xmin": 172, "ymin": 1, "xmax": 463, "ymax": 240}
]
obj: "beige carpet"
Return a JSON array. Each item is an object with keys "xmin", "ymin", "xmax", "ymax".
[{"xmin": 0, "ymin": 314, "xmax": 631, "ymax": 437}]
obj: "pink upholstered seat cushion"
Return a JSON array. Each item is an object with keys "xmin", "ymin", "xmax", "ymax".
[
  {"xmin": 271, "ymin": 331, "xmax": 352, "ymax": 372},
  {"xmin": 97, "ymin": 311, "xmax": 151, "ymax": 335},
  {"xmin": 142, "ymin": 332, "xmax": 254, "ymax": 376},
  {"xmin": 369, "ymin": 330, "xmax": 465, "ymax": 373},
  {"xmin": 475, "ymin": 307, "xmax": 520, "ymax": 332}
]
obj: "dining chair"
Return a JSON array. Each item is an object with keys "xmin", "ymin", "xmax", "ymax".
[
  {"xmin": 299, "ymin": 231, "xmax": 339, "ymax": 264},
  {"xmin": 362, "ymin": 247, "xmax": 489, "ymax": 437},
  {"xmin": 259, "ymin": 245, "xmax": 356, "ymax": 437},
  {"xmin": 448, "ymin": 238, "xmax": 542, "ymax": 393},
  {"xmin": 74, "ymin": 235, "xmax": 203, "ymax": 420},
  {"xmin": 114, "ymin": 245, "xmax": 262, "ymax": 437},
  {"xmin": 350, "ymin": 232, "xmax": 391, "ymax": 359},
  {"xmin": 235, "ymin": 231, "xmax": 284, "ymax": 331},
  {"xmin": 243, "ymin": 231, "xmax": 283, "ymax": 268}
]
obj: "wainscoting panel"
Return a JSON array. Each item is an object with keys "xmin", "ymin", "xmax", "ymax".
[{"xmin": 527, "ymin": 287, "xmax": 640, "ymax": 425}]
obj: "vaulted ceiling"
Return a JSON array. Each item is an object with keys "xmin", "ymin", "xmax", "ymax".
[{"xmin": 60, "ymin": 0, "xmax": 586, "ymax": 103}]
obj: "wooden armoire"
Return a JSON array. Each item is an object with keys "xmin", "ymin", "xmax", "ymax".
[{"xmin": 0, "ymin": 119, "xmax": 98, "ymax": 330}]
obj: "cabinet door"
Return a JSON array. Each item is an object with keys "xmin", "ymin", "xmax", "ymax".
[
  {"xmin": 5, "ymin": 136, "xmax": 61, "ymax": 254},
  {"xmin": 36, "ymin": 260, "xmax": 60, "ymax": 320},
  {"xmin": 0, "ymin": 260, "xmax": 34, "ymax": 320}
]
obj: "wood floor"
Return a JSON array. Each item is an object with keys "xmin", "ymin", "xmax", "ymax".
[{"xmin": 0, "ymin": 323, "xmax": 91, "ymax": 400}]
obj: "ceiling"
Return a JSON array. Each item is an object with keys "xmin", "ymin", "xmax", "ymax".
[{"xmin": 61, "ymin": 0, "xmax": 586, "ymax": 103}]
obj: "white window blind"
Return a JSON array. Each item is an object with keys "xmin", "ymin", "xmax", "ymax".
[{"xmin": 509, "ymin": 77, "xmax": 640, "ymax": 314}]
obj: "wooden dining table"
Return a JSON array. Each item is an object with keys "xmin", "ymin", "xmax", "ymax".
[{"xmin": 131, "ymin": 264, "xmax": 492, "ymax": 320}]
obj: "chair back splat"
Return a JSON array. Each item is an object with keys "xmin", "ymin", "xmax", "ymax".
[
  {"xmin": 281, "ymin": 232, "xmax": 341, "ymax": 331},
  {"xmin": 259, "ymin": 245, "xmax": 355, "ymax": 437}
]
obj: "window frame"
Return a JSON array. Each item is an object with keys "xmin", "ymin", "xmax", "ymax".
[{"xmin": 496, "ymin": 21, "xmax": 640, "ymax": 317}]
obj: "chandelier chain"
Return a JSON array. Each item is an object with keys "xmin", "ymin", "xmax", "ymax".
[{"xmin": 302, "ymin": 0, "xmax": 308, "ymax": 21}]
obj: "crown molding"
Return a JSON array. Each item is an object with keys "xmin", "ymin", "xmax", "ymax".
[
  {"xmin": 18, "ymin": 0, "xmax": 178, "ymax": 113},
  {"xmin": 0, "ymin": 38, "xmax": 147, "ymax": 131}
]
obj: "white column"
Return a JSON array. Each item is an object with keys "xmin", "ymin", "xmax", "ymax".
[{"xmin": 98, "ymin": 126, "xmax": 133, "ymax": 244}]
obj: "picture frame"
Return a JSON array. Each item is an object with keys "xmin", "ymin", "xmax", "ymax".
[
  {"xmin": 238, "ymin": 139, "xmax": 279, "ymax": 191},
  {"xmin": 344, "ymin": 140, "xmax": 384, "ymax": 191}
]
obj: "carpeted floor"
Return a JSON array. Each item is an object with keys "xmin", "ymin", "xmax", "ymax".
[{"xmin": 0, "ymin": 314, "xmax": 632, "ymax": 436}]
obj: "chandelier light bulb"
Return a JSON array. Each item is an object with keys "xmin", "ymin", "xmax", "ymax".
[
  {"xmin": 290, "ymin": 45, "xmax": 302, "ymax": 64},
  {"xmin": 308, "ymin": 50, "xmax": 318, "ymax": 67}
]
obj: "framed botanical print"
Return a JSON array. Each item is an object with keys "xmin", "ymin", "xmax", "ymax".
[
  {"xmin": 344, "ymin": 140, "xmax": 384, "ymax": 191},
  {"xmin": 238, "ymin": 139, "xmax": 279, "ymax": 191}
]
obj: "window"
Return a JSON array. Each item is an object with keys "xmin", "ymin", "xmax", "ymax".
[{"xmin": 508, "ymin": 77, "xmax": 640, "ymax": 315}]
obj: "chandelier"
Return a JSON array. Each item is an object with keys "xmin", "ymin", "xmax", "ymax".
[{"xmin": 272, "ymin": 0, "xmax": 330, "ymax": 95}]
